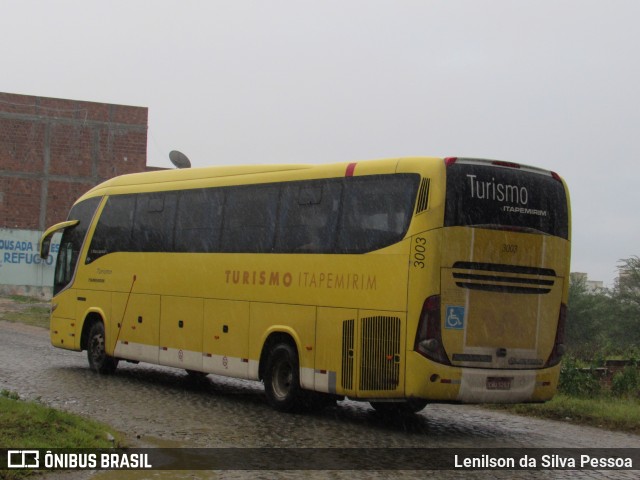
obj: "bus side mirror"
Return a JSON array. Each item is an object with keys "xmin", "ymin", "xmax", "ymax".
[
  {"xmin": 40, "ymin": 236, "xmax": 52, "ymax": 260},
  {"xmin": 39, "ymin": 220, "xmax": 79, "ymax": 259}
]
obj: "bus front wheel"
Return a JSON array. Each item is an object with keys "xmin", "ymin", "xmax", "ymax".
[
  {"xmin": 264, "ymin": 343, "xmax": 302, "ymax": 412},
  {"xmin": 87, "ymin": 321, "xmax": 119, "ymax": 374}
]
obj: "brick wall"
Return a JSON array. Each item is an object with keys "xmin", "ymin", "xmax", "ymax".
[{"xmin": 0, "ymin": 92, "xmax": 149, "ymax": 230}]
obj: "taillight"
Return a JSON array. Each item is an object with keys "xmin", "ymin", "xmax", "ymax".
[
  {"xmin": 551, "ymin": 171, "xmax": 562, "ymax": 182},
  {"xmin": 444, "ymin": 157, "xmax": 457, "ymax": 166},
  {"xmin": 544, "ymin": 303, "xmax": 567, "ymax": 367},
  {"xmin": 414, "ymin": 295, "xmax": 451, "ymax": 365}
]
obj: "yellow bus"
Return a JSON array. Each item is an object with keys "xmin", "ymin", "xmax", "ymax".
[{"xmin": 40, "ymin": 157, "xmax": 570, "ymax": 413}]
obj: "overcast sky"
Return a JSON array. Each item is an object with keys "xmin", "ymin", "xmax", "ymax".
[{"xmin": 3, "ymin": 0, "xmax": 639, "ymax": 286}]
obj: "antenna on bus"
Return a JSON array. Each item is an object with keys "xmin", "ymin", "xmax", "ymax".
[{"xmin": 169, "ymin": 150, "xmax": 191, "ymax": 169}]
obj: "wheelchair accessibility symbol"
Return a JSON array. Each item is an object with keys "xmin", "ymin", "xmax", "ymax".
[{"xmin": 445, "ymin": 306, "xmax": 465, "ymax": 330}]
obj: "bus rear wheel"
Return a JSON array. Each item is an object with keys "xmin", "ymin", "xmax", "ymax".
[
  {"xmin": 264, "ymin": 343, "xmax": 302, "ymax": 412},
  {"xmin": 87, "ymin": 321, "xmax": 118, "ymax": 374}
]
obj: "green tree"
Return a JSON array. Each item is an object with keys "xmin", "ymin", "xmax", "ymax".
[
  {"xmin": 616, "ymin": 256, "xmax": 640, "ymax": 308},
  {"xmin": 566, "ymin": 277, "xmax": 607, "ymax": 358},
  {"xmin": 608, "ymin": 256, "xmax": 640, "ymax": 351},
  {"xmin": 565, "ymin": 257, "xmax": 640, "ymax": 358}
]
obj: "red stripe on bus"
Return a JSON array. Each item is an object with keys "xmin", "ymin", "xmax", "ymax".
[{"xmin": 345, "ymin": 162, "xmax": 357, "ymax": 177}]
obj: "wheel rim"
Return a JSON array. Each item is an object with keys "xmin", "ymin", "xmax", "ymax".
[
  {"xmin": 90, "ymin": 332, "xmax": 106, "ymax": 366},
  {"xmin": 272, "ymin": 358, "xmax": 293, "ymax": 401}
]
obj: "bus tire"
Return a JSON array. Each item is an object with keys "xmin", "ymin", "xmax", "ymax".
[
  {"xmin": 369, "ymin": 399, "xmax": 428, "ymax": 415},
  {"xmin": 87, "ymin": 321, "xmax": 118, "ymax": 374},
  {"xmin": 264, "ymin": 343, "xmax": 302, "ymax": 412}
]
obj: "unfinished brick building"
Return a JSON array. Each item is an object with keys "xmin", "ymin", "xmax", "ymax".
[{"xmin": 0, "ymin": 92, "xmax": 150, "ymax": 230}]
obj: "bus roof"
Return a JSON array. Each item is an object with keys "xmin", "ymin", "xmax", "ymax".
[
  {"xmin": 82, "ymin": 163, "xmax": 315, "ymax": 197},
  {"xmin": 77, "ymin": 156, "xmax": 563, "ymax": 202},
  {"xmin": 80, "ymin": 157, "xmax": 429, "ymax": 199}
]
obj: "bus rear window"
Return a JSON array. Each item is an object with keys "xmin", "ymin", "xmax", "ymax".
[{"xmin": 444, "ymin": 163, "xmax": 569, "ymax": 239}]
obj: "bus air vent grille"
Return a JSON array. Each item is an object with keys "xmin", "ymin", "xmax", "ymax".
[
  {"xmin": 359, "ymin": 316, "xmax": 401, "ymax": 391},
  {"xmin": 415, "ymin": 178, "xmax": 430, "ymax": 214},
  {"xmin": 452, "ymin": 262, "xmax": 556, "ymax": 294},
  {"xmin": 341, "ymin": 319, "xmax": 355, "ymax": 390}
]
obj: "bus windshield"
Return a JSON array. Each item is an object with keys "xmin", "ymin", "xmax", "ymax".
[
  {"xmin": 444, "ymin": 161, "xmax": 569, "ymax": 239},
  {"xmin": 54, "ymin": 196, "xmax": 101, "ymax": 295}
]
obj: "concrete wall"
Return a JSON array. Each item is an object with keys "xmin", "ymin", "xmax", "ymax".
[
  {"xmin": 0, "ymin": 92, "xmax": 149, "ymax": 297},
  {"xmin": 0, "ymin": 228, "xmax": 60, "ymax": 298}
]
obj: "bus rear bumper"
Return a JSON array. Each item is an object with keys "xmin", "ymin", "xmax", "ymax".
[{"xmin": 406, "ymin": 352, "xmax": 560, "ymax": 403}]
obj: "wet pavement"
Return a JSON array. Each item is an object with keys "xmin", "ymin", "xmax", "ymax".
[{"xmin": 1, "ymin": 302, "xmax": 639, "ymax": 479}]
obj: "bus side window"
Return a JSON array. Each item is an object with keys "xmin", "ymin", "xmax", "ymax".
[
  {"xmin": 221, "ymin": 185, "xmax": 279, "ymax": 253},
  {"xmin": 132, "ymin": 192, "xmax": 177, "ymax": 252},
  {"xmin": 336, "ymin": 175, "xmax": 418, "ymax": 253},
  {"xmin": 175, "ymin": 189, "xmax": 224, "ymax": 253},
  {"xmin": 276, "ymin": 180, "xmax": 342, "ymax": 253},
  {"xmin": 87, "ymin": 195, "xmax": 135, "ymax": 262}
]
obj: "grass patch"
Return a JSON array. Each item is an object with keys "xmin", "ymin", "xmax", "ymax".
[
  {"xmin": 8, "ymin": 295, "xmax": 44, "ymax": 304},
  {"xmin": 2, "ymin": 306, "xmax": 50, "ymax": 329},
  {"xmin": 0, "ymin": 390, "xmax": 123, "ymax": 479},
  {"xmin": 489, "ymin": 393, "xmax": 640, "ymax": 434}
]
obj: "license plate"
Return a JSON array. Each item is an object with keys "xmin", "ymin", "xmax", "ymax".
[{"xmin": 486, "ymin": 377, "xmax": 513, "ymax": 390}]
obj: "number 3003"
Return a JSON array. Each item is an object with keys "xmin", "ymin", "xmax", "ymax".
[{"xmin": 414, "ymin": 237, "xmax": 427, "ymax": 268}]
